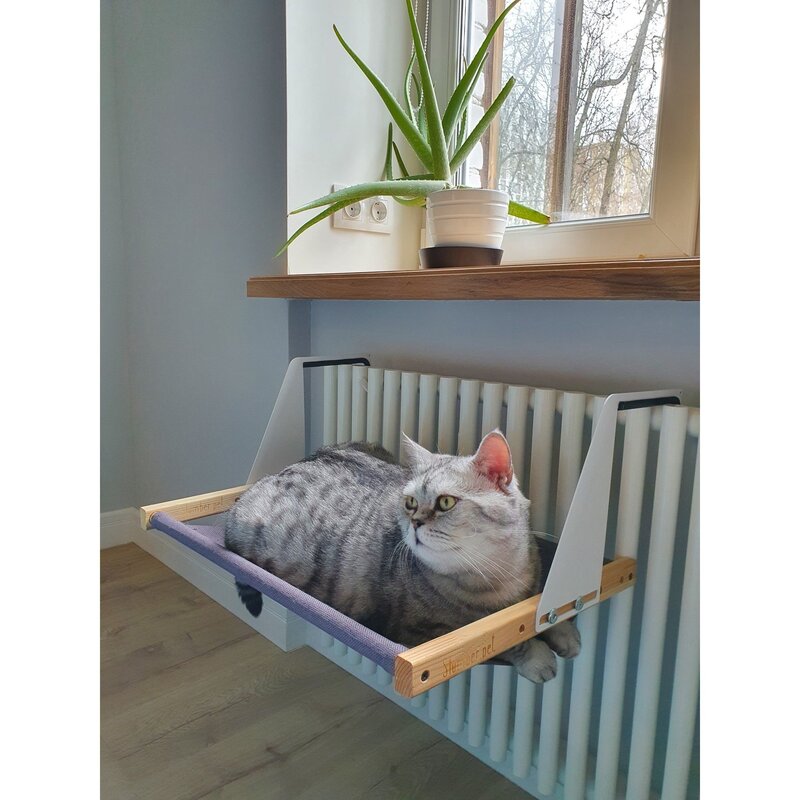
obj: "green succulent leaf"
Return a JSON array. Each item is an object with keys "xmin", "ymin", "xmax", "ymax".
[
  {"xmin": 446, "ymin": 49, "xmax": 492, "ymax": 148},
  {"xmin": 442, "ymin": 0, "xmax": 523, "ymax": 142},
  {"xmin": 333, "ymin": 25, "xmax": 433, "ymax": 171},
  {"xmin": 455, "ymin": 103, "xmax": 469, "ymax": 153},
  {"xmin": 383, "ymin": 124, "xmax": 394, "ymax": 180},
  {"xmin": 290, "ymin": 180, "xmax": 447, "ymax": 215},
  {"xmin": 403, "ymin": 54, "xmax": 417, "ymax": 122},
  {"xmin": 418, "ymin": 100, "xmax": 428, "ymax": 140},
  {"xmin": 508, "ymin": 199, "xmax": 550, "ymax": 225},
  {"xmin": 404, "ymin": 0, "xmax": 450, "ymax": 181},
  {"xmin": 392, "ymin": 142, "xmax": 410, "ymax": 177},
  {"xmin": 276, "ymin": 198, "xmax": 353, "ymax": 256},
  {"xmin": 394, "ymin": 195, "xmax": 428, "ymax": 207},
  {"xmin": 450, "ymin": 52, "xmax": 490, "ymax": 146},
  {"xmin": 450, "ymin": 77, "xmax": 516, "ymax": 173},
  {"xmin": 410, "ymin": 73, "xmax": 422, "ymax": 113}
]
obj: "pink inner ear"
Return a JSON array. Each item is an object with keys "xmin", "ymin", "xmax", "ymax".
[{"xmin": 474, "ymin": 433, "xmax": 513, "ymax": 488}]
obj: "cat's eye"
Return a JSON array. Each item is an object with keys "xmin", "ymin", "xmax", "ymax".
[
  {"xmin": 404, "ymin": 495, "xmax": 418, "ymax": 512},
  {"xmin": 435, "ymin": 495, "xmax": 458, "ymax": 512}
]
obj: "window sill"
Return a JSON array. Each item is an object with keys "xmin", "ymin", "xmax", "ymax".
[{"xmin": 247, "ymin": 257, "xmax": 699, "ymax": 301}]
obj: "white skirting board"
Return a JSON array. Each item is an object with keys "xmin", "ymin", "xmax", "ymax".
[
  {"xmin": 100, "ymin": 508, "xmax": 306, "ymax": 653},
  {"xmin": 100, "ymin": 507, "xmax": 141, "ymax": 549}
]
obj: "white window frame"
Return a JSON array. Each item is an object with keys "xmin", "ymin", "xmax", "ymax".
[{"xmin": 434, "ymin": 0, "xmax": 699, "ymax": 265}]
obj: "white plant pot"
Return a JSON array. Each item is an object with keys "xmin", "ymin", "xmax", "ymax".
[{"xmin": 426, "ymin": 188, "xmax": 509, "ymax": 249}]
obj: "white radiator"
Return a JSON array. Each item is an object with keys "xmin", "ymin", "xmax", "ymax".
[{"xmin": 305, "ymin": 364, "xmax": 699, "ymax": 800}]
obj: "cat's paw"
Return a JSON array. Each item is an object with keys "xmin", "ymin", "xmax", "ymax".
[
  {"xmin": 541, "ymin": 619, "xmax": 581, "ymax": 659},
  {"xmin": 515, "ymin": 640, "xmax": 558, "ymax": 683}
]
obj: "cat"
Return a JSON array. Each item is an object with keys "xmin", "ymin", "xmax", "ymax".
[{"xmin": 224, "ymin": 430, "xmax": 580, "ymax": 683}]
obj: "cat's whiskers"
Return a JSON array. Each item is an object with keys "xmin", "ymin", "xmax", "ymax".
[
  {"xmin": 470, "ymin": 557, "xmax": 529, "ymax": 593},
  {"xmin": 405, "ymin": 539, "xmax": 416, "ymax": 578},
  {"xmin": 458, "ymin": 525, "xmax": 538, "ymax": 539},
  {"xmin": 459, "ymin": 545, "xmax": 525, "ymax": 582},
  {"xmin": 389, "ymin": 534, "xmax": 417, "ymax": 584},
  {"xmin": 460, "ymin": 553, "xmax": 513, "ymax": 593},
  {"xmin": 417, "ymin": 527, "xmax": 528, "ymax": 595},
  {"xmin": 419, "ymin": 529, "xmax": 450, "ymax": 547},
  {"xmin": 450, "ymin": 544, "xmax": 498, "ymax": 584},
  {"xmin": 452, "ymin": 549, "xmax": 494, "ymax": 587},
  {"xmin": 452, "ymin": 550, "xmax": 506, "ymax": 603},
  {"xmin": 457, "ymin": 542, "xmax": 531, "ymax": 591},
  {"xmin": 389, "ymin": 538, "xmax": 406, "ymax": 569}
]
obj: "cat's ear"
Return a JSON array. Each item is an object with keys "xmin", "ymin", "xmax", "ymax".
[
  {"xmin": 401, "ymin": 432, "xmax": 434, "ymax": 470},
  {"xmin": 472, "ymin": 430, "xmax": 514, "ymax": 490}
]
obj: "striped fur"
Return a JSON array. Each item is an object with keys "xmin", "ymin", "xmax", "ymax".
[{"xmin": 224, "ymin": 434, "xmax": 579, "ymax": 682}]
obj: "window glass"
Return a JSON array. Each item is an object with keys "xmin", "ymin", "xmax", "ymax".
[{"xmin": 463, "ymin": 0, "xmax": 669, "ymax": 225}]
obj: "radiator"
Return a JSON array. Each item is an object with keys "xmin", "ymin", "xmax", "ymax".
[{"xmin": 303, "ymin": 364, "xmax": 699, "ymax": 800}]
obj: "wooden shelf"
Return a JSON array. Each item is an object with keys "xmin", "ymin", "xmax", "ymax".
[{"xmin": 247, "ymin": 257, "xmax": 699, "ymax": 301}]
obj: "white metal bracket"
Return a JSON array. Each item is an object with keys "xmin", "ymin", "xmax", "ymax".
[
  {"xmin": 534, "ymin": 389, "xmax": 682, "ymax": 633},
  {"xmin": 247, "ymin": 356, "xmax": 369, "ymax": 484}
]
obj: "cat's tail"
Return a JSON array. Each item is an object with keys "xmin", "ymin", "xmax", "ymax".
[{"xmin": 235, "ymin": 581, "xmax": 263, "ymax": 617}]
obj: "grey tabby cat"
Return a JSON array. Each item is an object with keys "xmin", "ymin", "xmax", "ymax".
[{"xmin": 225, "ymin": 430, "xmax": 580, "ymax": 683}]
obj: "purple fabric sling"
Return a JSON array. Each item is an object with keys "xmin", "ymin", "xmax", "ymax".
[{"xmin": 150, "ymin": 512, "xmax": 408, "ymax": 674}]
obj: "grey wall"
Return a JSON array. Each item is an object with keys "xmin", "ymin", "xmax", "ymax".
[
  {"xmin": 308, "ymin": 300, "xmax": 699, "ymax": 406},
  {"xmin": 102, "ymin": 0, "xmax": 289, "ymax": 510},
  {"xmin": 101, "ymin": 3, "xmax": 135, "ymax": 510}
]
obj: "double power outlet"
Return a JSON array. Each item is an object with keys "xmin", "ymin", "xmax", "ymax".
[{"xmin": 331, "ymin": 183, "xmax": 392, "ymax": 234}]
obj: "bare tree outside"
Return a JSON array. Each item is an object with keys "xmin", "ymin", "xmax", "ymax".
[{"xmin": 464, "ymin": 0, "xmax": 668, "ymax": 224}]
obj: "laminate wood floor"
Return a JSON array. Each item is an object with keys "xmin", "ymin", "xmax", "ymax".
[{"xmin": 101, "ymin": 544, "xmax": 529, "ymax": 800}]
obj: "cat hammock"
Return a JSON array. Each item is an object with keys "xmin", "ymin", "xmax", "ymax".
[{"xmin": 140, "ymin": 356, "xmax": 681, "ymax": 698}]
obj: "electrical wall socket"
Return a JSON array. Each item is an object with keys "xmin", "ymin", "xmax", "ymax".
[{"xmin": 331, "ymin": 184, "xmax": 392, "ymax": 234}]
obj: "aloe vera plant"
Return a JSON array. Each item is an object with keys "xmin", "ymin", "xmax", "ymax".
[{"xmin": 279, "ymin": 0, "xmax": 549, "ymax": 254}]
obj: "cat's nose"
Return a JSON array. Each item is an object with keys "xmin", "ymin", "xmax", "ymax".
[{"xmin": 411, "ymin": 518, "xmax": 423, "ymax": 530}]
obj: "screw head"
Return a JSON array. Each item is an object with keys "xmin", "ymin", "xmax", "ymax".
[
  {"xmin": 547, "ymin": 609, "xmax": 558, "ymax": 625},
  {"xmin": 574, "ymin": 597, "xmax": 585, "ymax": 612}
]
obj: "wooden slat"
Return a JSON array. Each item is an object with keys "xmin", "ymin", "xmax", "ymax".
[
  {"xmin": 246, "ymin": 258, "xmax": 700, "ymax": 301},
  {"xmin": 394, "ymin": 556, "xmax": 637, "ymax": 698},
  {"xmin": 140, "ymin": 485, "xmax": 252, "ymax": 530}
]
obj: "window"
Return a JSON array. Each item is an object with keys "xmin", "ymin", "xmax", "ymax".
[{"xmin": 437, "ymin": 0, "xmax": 698, "ymax": 263}]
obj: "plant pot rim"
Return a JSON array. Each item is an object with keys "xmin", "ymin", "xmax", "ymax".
[{"xmin": 428, "ymin": 188, "xmax": 509, "ymax": 201}]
